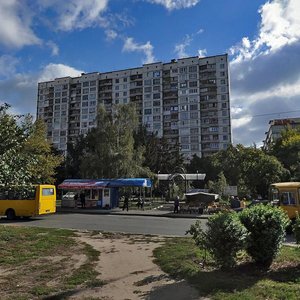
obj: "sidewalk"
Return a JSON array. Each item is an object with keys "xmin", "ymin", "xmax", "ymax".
[{"xmin": 56, "ymin": 206, "xmax": 209, "ymax": 219}]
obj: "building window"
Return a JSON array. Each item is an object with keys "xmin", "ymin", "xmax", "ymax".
[
  {"xmin": 220, "ymin": 71, "xmax": 225, "ymax": 76},
  {"xmin": 190, "ymin": 104, "xmax": 198, "ymax": 110},
  {"xmin": 83, "ymin": 82, "xmax": 89, "ymax": 87},
  {"xmin": 82, "ymin": 95, "xmax": 88, "ymax": 100},
  {"xmin": 153, "ymin": 78, "xmax": 160, "ymax": 85},
  {"xmin": 144, "ymin": 87, "xmax": 151, "ymax": 93},
  {"xmin": 190, "ymin": 112, "xmax": 198, "ymax": 119},
  {"xmin": 153, "ymin": 93, "xmax": 160, "ymax": 99},
  {"xmin": 221, "ymin": 79, "xmax": 226, "ymax": 84},
  {"xmin": 189, "ymin": 81, "xmax": 197, "ymax": 88},
  {"xmin": 144, "ymin": 109, "xmax": 152, "ymax": 115},
  {"xmin": 189, "ymin": 73, "xmax": 197, "ymax": 80},
  {"xmin": 220, "ymin": 63, "xmax": 225, "ymax": 69},
  {"xmin": 153, "ymin": 71, "xmax": 160, "ymax": 77},
  {"xmin": 90, "ymin": 81, "xmax": 96, "ymax": 86},
  {"xmin": 189, "ymin": 65, "xmax": 197, "ymax": 73},
  {"xmin": 144, "ymin": 79, "xmax": 151, "ymax": 85},
  {"xmin": 223, "ymin": 135, "xmax": 228, "ymax": 141}
]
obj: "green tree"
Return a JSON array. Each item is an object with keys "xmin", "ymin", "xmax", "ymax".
[
  {"xmin": 194, "ymin": 144, "xmax": 288, "ymax": 198},
  {"xmin": 208, "ymin": 172, "xmax": 227, "ymax": 196},
  {"xmin": 0, "ymin": 104, "xmax": 62, "ymax": 187},
  {"xmin": 79, "ymin": 104, "xmax": 151, "ymax": 178},
  {"xmin": 269, "ymin": 127, "xmax": 300, "ymax": 181},
  {"xmin": 22, "ymin": 119, "xmax": 63, "ymax": 184}
]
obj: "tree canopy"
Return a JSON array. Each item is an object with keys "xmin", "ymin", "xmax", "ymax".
[
  {"xmin": 76, "ymin": 104, "xmax": 152, "ymax": 179},
  {"xmin": 269, "ymin": 126, "xmax": 300, "ymax": 181},
  {"xmin": 0, "ymin": 104, "xmax": 63, "ymax": 187}
]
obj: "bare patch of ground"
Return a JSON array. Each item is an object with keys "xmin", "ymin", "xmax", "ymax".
[{"xmin": 70, "ymin": 232, "xmax": 201, "ymax": 300}]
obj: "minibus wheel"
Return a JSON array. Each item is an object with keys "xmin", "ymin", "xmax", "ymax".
[{"xmin": 6, "ymin": 209, "xmax": 16, "ymax": 220}]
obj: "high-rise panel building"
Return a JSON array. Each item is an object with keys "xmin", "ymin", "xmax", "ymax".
[
  {"xmin": 37, "ymin": 54, "xmax": 232, "ymax": 159},
  {"xmin": 263, "ymin": 118, "xmax": 300, "ymax": 150}
]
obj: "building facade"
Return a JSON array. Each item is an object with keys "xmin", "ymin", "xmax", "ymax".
[
  {"xmin": 263, "ymin": 118, "xmax": 300, "ymax": 150},
  {"xmin": 37, "ymin": 54, "xmax": 231, "ymax": 159}
]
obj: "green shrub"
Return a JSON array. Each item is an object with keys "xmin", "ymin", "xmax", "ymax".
[
  {"xmin": 293, "ymin": 213, "xmax": 300, "ymax": 244},
  {"xmin": 187, "ymin": 212, "xmax": 248, "ymax": 269},
  {"xmin": 239, "ymin": 204, "xmax": 290, "ymax": 267}
]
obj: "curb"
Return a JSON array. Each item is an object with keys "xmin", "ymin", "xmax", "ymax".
[{"xmin": 56, "ymin": 208, "xmax": 209, "ymax": 219}]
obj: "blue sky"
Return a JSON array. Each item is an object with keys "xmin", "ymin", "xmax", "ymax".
[{"xmin": 0, "ymin": 0, "xmax": 300, "ymax": 146}]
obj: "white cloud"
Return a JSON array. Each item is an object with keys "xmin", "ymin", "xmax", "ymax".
[
  {"xmin": 46, "ymin": 41, "xmax": 59, "ymax": 56},
  {"xmin": 123, "ymin": 37, "xmax": 155, "ymax": 64},
  {"xmin": 39, "ymin": 0, "xmax": 109, "ymax": 31},
  {"xmin": 228, "ymin": 0, "xmax": 300, "ymax": 146},
  {"xmin": 198, "ymin": 48, "xmax": 207, "ymax": 57},
  {"xmin": 105, "ymin": 29, "xmax": 118, "ymax": 41},
  {"xmin": 38, "ymin": 63, "xmax": 84, "ymax": 82},
  {"xmin": 230, "ymin": 0, "xmax": 300, "ymax": 63},
  {"xmin": 0, "ymin": 0, "xmax": 41, "ymax": 48},
  {"xmin": 0, "ymin": 55, "xmax": 19, "ymax": 78},
  {"xmin": 174, "ymin": 35, "xmax": 193, "ymax": 58},
  {"xmin": 0, "ymin": 63, "xmax": 84, "ymax": 116},
  {"xmin": 146, "ymin": 0, "xmax": 200, "ymax": 10}
]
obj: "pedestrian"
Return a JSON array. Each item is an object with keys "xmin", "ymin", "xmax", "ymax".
[
  {"xmin": 137, "ymin": 196, "xmax": 141, "ymax": 209},
  {"xmin": 74, "ymin": 193, "xmax": 79, "ymax": 207},
  {"xmin": 123, "ymin": 196, "xmax": 129, "ymax": 211},
  {"xmin": 140, "ymin": 197, "xmax": 145, "ymax": 211},
  {"xmin": 80, "ymin": 191, "xmax": 86, "ymax": 208},
  {"xmin": 174, "ymin": 196, "xmax": 180, "ymax": 213}
]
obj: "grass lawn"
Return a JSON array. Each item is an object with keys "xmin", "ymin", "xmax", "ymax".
[
  {"xmin": 153, "ymin": 237, "xmax": 300, "ymax": 300},
  {"xmin": 0, "ymin": 225, "xmax": 102, "ymax": 299}
]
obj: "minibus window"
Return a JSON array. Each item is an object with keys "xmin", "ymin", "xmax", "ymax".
[{"xmin": 42, "ymin": 188, "xmax": 55, "ymax": 196}]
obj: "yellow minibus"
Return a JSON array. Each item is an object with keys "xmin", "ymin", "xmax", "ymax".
[
  {"xmin": 269, "ymin": 182, "xmax": 300, "ymax": 220},
  {"xmin": 0, "ymin": 184, "xmax": 56, "ymax": 219}
]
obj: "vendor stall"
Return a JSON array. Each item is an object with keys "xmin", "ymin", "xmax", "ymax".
[{"xmin": 58, "ymin": 178, "xmax": 152, "ymax": 209}]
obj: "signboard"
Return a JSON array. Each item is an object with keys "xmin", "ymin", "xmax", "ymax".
[{"xmin": 224, "ymin": 186, "xmax": 238, "ymax": 196}]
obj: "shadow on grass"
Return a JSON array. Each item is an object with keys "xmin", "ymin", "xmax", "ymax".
[
  {"xmin": 167, "ymin": 262, "xmax": 300, "ymax": 298},
  {"xmin": 43, "ymin": 289, "xmax": 80, "ymax": 300},
  {"xmin": 146, "ymin": 280, "xmax": 200, "ymax": 300}
]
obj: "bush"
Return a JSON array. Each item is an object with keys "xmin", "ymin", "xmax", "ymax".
[
  {"xmin": 187, "ymin": 212, "xmax": 248, "ymax": 269},
  {"xmin": 239, "ymin": 204, "xmax": 290, "ymax": 267},
  {"xmin": 293, "ymin": 213, "xmax": 300, "ymax": 244}
]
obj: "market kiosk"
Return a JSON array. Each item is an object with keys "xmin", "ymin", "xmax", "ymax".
[{"xmin": 58, "ymin": 178, "xmax": 152, "ymax": 209}]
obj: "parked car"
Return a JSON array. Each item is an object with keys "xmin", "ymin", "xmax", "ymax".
[{"xmin": 62, "ymin": 191, "xmax": 77, "ymax": 200}]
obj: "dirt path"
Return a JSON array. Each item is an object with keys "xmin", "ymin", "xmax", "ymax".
[{"xmin": 70, "ymin": 232, "xmax": 201, "ymax": 300}]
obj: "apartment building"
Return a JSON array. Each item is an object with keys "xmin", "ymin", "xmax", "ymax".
[
  {"xmin": 263, "ymin": 118, "xmax": 300, "ymax": 150},
  {"xmin": 37, "ymin": 54, "xmax": 231, "ymax": 159}
]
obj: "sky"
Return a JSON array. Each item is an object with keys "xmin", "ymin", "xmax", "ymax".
[{"xmin": 0, "ymin": 0, "xmax": 300, "ymax": 146}]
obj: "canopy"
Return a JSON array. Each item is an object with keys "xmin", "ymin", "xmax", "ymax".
[
  {"xmin": 185, "ymin": 191, "xmax": 219, "ymax": 205},
  {"xmin": 58, "ymin": 178, "xmax": 152, "ymax": 190}
]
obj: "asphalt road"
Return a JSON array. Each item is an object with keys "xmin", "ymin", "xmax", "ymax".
[{"xmin": 0, "ymin": 213, "xmax": 205, "ymax": 236}]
